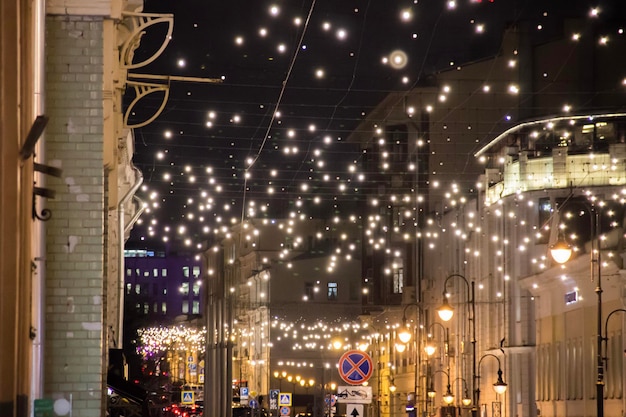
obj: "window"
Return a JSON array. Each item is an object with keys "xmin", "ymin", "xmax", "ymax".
[
  {"xmin": 126, "ymin": 268, "xmax": 132, "ymax": 277},
  {"xmin": 143, "ymin": 302, "xmax": 149, "ymax": 315},
  {"xmin": 153, "ymin": 302, "xmax": 158, "ymax": 313},
  {"xmin": 162, "ymin": 268, "xmax": 167, "ymax": 277},
  {"xmin": 537, "ymin": 197, "xmax": 551, "ymax": 244},
  {"xmin": 135, "ymin": 284, "xmax": 141, "ymax": 295},
  {"xmin": 192, "ymin": 301, "xmax": 200, "ymax": 314},
  {"xmin": 126, "ymin": 283, "xmax": 132, "ymax": 295},
  {"xmin": 153, "ymin": 268, "xmax": 159, "ymax": 277},
  {"xmin": 193, "ymin": 282, "xmax": 201, "ymax": 296},
  {"xmin": 183, "ymin": 266, "xmax": 190, "ymax": 278},
  {"xmin": 161, "ymin": 302, "xmax": 167, "ymax": 314},
  {"xmin": 193, "ymin": 266, "xmax": 200, "ymax": 277},
  {"xmin": 327, "ymin": 282, "xmax": 338, "ymax": 300},
  {"xmin": 181, "ymin": 282, "xmax": 189, "ymax": 296},
  {"xmin": 163, "ymin": 286, "xmax": 167, "ymax": 295},
  {"xmin": 393, "ymin": 267, "xmax": 404, "ymax": 294},
  {"xmin": 143, "ymin": 270, "xmax": 149, "ymax": 277},
  {"xmin": 182, "ymin": 301, "xmax": 189, "ymax": 314}
]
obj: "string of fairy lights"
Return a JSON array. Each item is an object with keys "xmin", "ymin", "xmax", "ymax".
[
  {"xmin": 131, "ymin": 2, "xmax": 626, "ymax": 258},
  {"xmin": 136, "ymin": 317, "xmax": 371, "ymax": 358}
]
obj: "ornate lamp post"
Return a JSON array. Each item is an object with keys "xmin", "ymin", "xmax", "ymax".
[
  {"xmin": 550, "ymin": 203, "xmax": 604, "ymax": 417},
  {"xmin": 429, "ymin": 370, "xmax": 455, "ymax": 406},
  {"xmin": 396, "ymin": 302, "xmax": 423, "ymax": 416},
  {"xmin": 476, "ymin": 354, "xmax": 507, "ymax": 412},
  {"xmin": 436, "ymin": 274, "xmax": 476, "ymax": 417}
]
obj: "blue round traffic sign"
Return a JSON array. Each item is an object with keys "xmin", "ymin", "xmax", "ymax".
[{"xmin": 338, "ymin": 350, "xmax": 373, "ymax": 385}]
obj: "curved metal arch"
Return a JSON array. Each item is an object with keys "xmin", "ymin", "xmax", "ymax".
[
  {"xmin": 120, "ymin": 10, "xmax": 174, "ymax": 69},
  {"xmin": 123, "ymin": 81, "xmax": 170, "ymax": 129}
]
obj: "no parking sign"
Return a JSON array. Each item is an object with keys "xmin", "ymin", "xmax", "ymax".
[{"xmin": 338, "ymin": 350, "xmax": 373, "ymax": 385}]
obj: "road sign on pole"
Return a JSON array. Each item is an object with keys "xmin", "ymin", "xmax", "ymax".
[
  {"xmin": 346, "ymin": 404, "xmax": 364, "ymax": 417},
  {"xmin": 338, "ymin": 350, "xmax": 373, "ymax": 385}
]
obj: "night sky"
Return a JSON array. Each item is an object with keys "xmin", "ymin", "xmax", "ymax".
[{"xmin": 124, "ymin": 0, "xmax": 622, "ymax": 253}]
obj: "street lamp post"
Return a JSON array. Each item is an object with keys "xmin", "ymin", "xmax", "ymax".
[
  {"xmin": 423, "ymin": 322, "xmax": 449, "ymax": 360},
  {"xmin": 550, "ymin": 203, "xmax": 604, "ymax": 417},
  {"xmin": 476, "ymin": 354, "xmax": 507, "ymax": 412},
  {"xmin": 436, "ymin": 274, "xmax": 476, "ymax": 417},
  {"xmin": 429, "ymin": 369, "xmax": 455, "ymax": 407},
  {"xmin": 397, "ymin": 302, "xmax": 422, "ymax": 416}
]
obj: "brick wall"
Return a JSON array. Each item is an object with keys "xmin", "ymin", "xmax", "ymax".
[{"xmin": 44, "ymin": 15, "xmax": 106, "ymax": 417}]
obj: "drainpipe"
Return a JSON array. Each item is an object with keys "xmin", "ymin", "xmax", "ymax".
[
  {"xmin": 31, "ymin": 0, "xmax": 46, "ymax": 405},
  {"xmin": 117, "ymin": 167, "xmax": 143, "ymax": 349}
]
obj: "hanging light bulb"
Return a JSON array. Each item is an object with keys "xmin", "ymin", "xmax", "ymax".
[
  {"xmin": 550, "ymin": 234, "xmax": 572, "ymax": 264},
  {"xmin": 398, "ymin": 327, "xmax": 412, "ymax": 343},
  {"xmin": 443, "ymin": 385, "xmax": 455, "ymax": 405},
  {"xmin": 493, "ymin": 368, "xmax": 508, "ymax": 394},
  {"xmin": 462, "ymin": 389, "xmax": 472, "ymax": 406},
  {"xmin": 437, "ymin": 295, "xmax": 454, "ymax": 321}
]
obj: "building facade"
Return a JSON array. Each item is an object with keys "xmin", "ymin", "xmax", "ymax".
[
  {"xmin": 203, "ymin": 218, "xmax": 363, "ymax": 417},
  {"xmin": 347, "ymin": 18, "xmax": 626, "ymax": 417},
  {"xmin": 0, "ymin": 0, "xmax": 165, "ymax": 415}
]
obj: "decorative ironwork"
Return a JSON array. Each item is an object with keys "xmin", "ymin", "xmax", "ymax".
[{"xmin": 119, "ymin": 9, "xmax": 173, "ymax": 69}]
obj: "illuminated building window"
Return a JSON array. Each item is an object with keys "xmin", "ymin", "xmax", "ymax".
[
  {"xmin": 153, "ymin": 268, "xmax": 158, "ymax": 277},
  {"xmin": 193, "ymin": 266, "xmax": 200, "ymax": 277},
  {"xmin": 126, "ymin": 268, "xmax": 132, "ymax": 276},
  {"xmin": 327, "ymin": 282, "xmax": 338, "ymax": 300},
  {"xmin": 192, "ymin": 301, "xmax": 200, "ymax": 314},
  {"xmin": 182, "ymin": 301, "xmax": 189, "ymax": 314},
  {"xmin": 393, "ymin": 264, "xmax": 404, "ymax": 294},
  {"xmin": 126, "ymin": 283, "xmax": 131, "ymax": 295},
  {"xmin": 162, "ymin": 268, "xmax": 167, "ymax": 277},
  {"xmin": 193, "ymin": 282, "xmax": 200, "ymax": 296},
  {"xmin": 183, "ymin": 266, "xmax": 190, "ymax": 278},
  {"xmin": 181, "ymin": 282, "xmax": 189, "ymax": 296},
  {"xmin": 161, "ymin": 302, "xmax": 167, "ymax": 314}
]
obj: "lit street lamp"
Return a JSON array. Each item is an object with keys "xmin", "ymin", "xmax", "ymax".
[
  {"xmin": 550, "ymin": 203, "xmax": 604, "ymax": 417},
  {"xmin": 476, "ymin": 353, "xmax": 507, "ymax": 411},
  {"xmin": 429, "ymin": 370, "xmax": 455, "ymax": 406},
  {"xmin": 436, "ymin": 274, "xmax": 476, "ymax": 417}
]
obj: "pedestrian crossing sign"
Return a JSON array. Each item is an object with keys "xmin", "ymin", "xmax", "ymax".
[
  {"xmin": 278, "ymin": 393, "xmax": 292, "ymax": 406},
  {"xmin": 181, "ymin": 391, "xmax": 194, "ymax": 405}
]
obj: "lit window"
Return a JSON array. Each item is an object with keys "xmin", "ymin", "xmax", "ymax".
[
  {"xmin": 153, "ymin": 268, "xmax": 158, "ymax": 277},
  {"xmin": 327, "ymin": 282, "xmax": 338, "ymax": 300},
  {"xmin": 135, "ymin": 284, "xmax": 141, "ymax": 295},
  {"xmin": 193, "ymin": 282, "xmax": 200, "ymax": 296},
  {"xmin": 393, "ymin": 260, "xmax": 404, "ymax": 294},
  {"xmin": 162, "ymin": 269, "xmax": 167, "ymax": 277},
  {"xmin": 181, "ymin": 283, "xmax": 189, "ymax": 296},
  {"xmin": 126, "ymin": 283, "xmax": 132, "ymax": 295},
  {"xmin": 192, "ymin": 301, "xmax": 200, "ymax": 314},
  {"xmin": 161, "ymin": 302, "xmax": 167, "ymax": 314},
  {"xmin": 183, "ymin": 266, "xmax": 190, "ymax": 278},
  {"xmin": 182, "ymin": 301, "xmax": 189, "ymax": 314},
  {"xmin": 193, "ymin": 266, "xmax": 200, "ymax": 277},
  {"xmin": 126, "ymin": 268, "xmax": 132, "ymax": 276}
]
